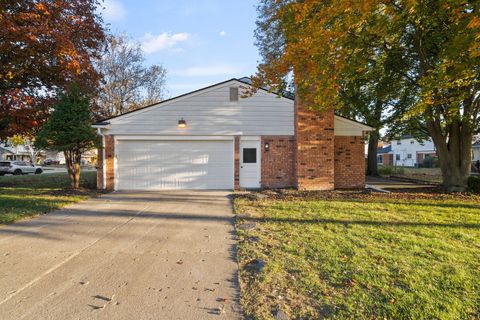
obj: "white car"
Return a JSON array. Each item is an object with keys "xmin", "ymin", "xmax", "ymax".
[{"xmin": 0, "ymin": 161, "xmax": 43, "ymax": 176}]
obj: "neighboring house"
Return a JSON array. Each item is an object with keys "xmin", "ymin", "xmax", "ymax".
[
  {"xmin": 473, "ymin": 142, "xmax": 480, "ymax": 162},
  {"xmin": 376, "ymin": 136, "xmax": 437, "ymax": 167},
  {"xmin": 93, "ymin": 78, "xmax": 373, "ymax": 191},
  {"xmin": 377, "ymin": 145, "xmax": 393, "ymax": 166},
  {"xmin": 44, "ymin": 150, "xmax": 97, "ymax": 165},
  {"xmin": 0, "ymin": 143, "xmax": 45, "ymax": 163},
  {"xmin": 0, "ymin": 146, "xmax": 14, "ymax": 160}
]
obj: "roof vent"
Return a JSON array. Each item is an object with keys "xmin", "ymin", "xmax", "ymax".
[{"xmin": 229, "ymin": 87, "xmax": 239, "ymax": 102}]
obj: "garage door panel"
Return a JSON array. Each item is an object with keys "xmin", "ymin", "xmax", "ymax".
[{"xmin": 116, "ymin": 140, "xmax": 233, "ymax": 190}]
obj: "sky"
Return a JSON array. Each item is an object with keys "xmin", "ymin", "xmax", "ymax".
[{"xmin": 101, "ymin": 0, "xmax": 261, "ymax": 97}]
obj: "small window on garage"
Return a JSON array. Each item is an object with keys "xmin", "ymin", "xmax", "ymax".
[
  {"xmin": 396, "ymin": 154, "xmax": 400, "ymax": 161},
  {"xmin": 230, "ymin": 87, "xmax": 239, "ymax": 102},
  {"xmin": 407, "ymin": 153, "xmax": 412, "ymax": 159},
  {"xmin": 243, "ymin": 148, "xmax": 257, "ymax": 163}
]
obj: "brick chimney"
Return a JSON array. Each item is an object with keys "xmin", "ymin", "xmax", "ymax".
[{"xmin": 294, "ymin": 97, "xmax": 335, "ymax": 190}]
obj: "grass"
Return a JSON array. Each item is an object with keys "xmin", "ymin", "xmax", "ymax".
[
  {"xmin": 235, "ymin": 191, "xmax": 480, "ymax": 319},
  {"xmin": 0, "ymin": 171, "xmax": 98, "ymax": 224}
]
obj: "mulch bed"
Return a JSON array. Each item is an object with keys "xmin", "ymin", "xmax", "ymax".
[{"xmin": 235, "ymin": 187, "xmax": 480, "ymax": 202}]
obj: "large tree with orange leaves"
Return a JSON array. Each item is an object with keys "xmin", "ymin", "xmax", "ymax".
[
  {"xmin": 254, "ymin": 0, "xmax": 480, "ymax": 191},
  {"xmin": 0, "ymin": 0, "xmax": 105, "ymax": 139}
]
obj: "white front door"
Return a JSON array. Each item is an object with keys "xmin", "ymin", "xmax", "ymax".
[{"xmin": 239, "ymin": 138, "xmax": 261, "ymax": 189}]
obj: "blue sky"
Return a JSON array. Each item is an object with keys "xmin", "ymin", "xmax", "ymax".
[{"xmin": 102, "ymin": 0, "xmax": 261, "ymax": 97}]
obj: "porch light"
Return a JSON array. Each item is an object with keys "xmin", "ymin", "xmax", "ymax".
[
  {"xmin": 178, "ymin": 118, "xmax": 187, "ymax": 128},
  {"xmin": 265, "ymin": 142, "xmax": 270, "ymax": 151}
]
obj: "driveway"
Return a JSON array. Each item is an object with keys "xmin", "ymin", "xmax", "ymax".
[{"xmin": 0, "ymin": 191, "xmax": 241, "ymax": 319}]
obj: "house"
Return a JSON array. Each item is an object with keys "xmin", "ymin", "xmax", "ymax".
[
  {"xmin": 376, "ymin": 136, "xmax": 437, "ymax": 167},
  {"xmin": 377, "ymin": 145, "xmax": 393, "ymax": 166},
  {"xmin": 0, "ymin": 143, "xmax": 44, "ymax": 163},
  {"xmin": 0, "ymin": 146, "xmax": 14, "ymax": 161},
  {"xmin": 93, "ymin": 78, "xmax": 373, "ymax": 191},
  {"xmin": 473, "ymin": 142, "xmax": 480, "ymax": 162}
]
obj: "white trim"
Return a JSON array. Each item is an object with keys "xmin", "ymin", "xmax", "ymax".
[
  {"xmin": 113, "ymin": 136, "xmax": 118, "ymax": 191},
  {"xmin": 114, "ymin": 135, "xmax": 235, "ymax": 141},
  {"xmin": 240, "ymin": 136, "xmax": 261, "ymax": 141}
]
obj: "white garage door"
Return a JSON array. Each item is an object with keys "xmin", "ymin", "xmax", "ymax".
[{"xmin": 116, "ymin": 140, "xmax": 234, "ymax": 190}]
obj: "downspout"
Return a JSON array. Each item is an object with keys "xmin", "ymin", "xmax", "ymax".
[{"xmin": 96, "ymin": 128, "xmax": 106, "ymax": 190}]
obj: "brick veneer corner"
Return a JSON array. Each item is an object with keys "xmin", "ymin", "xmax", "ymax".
[
  {"xmin": 99, "ymin": 135, "xmax": 115, "ymax": 191},
  {"xmin": 261, "ymin": 136, "xmax": 295, "ymax": 188},
  {"xmin": 334, "ymin": 136, "xmax": 365, "ymax": 189},
  {"xmin": 294, "ymin": 99, "xmax": 335, "ymax": 190}
]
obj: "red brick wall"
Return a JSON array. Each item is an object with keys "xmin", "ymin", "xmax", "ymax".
[
  {"xmin": 294, "ymin": 99, "xmax": 335, "ymax": 190},
  {"xmin": 261, "ymin": 136, "xmax": 295, "ymax": 188},
  {"xmin": 334, "ymin": 136, "xmax": 365, "ymax": 189},
  {"xmin": 98, "ymin": 135, "xmax": 115, "ymax": 191}
]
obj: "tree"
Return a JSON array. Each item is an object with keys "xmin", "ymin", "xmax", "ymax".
[
  {"xmin": 253, "ymin": 0, "xmax": 480, "ymax": 191},
  {"xmin": 94, "ymin": 34, "xmax": 167, "ymax": 118},
  {"xmin": 0, "ymin": 0, "xmax": 105, "ymax": 139},
  {"xmin": 36, "ymin": 85, "xmax": 99, "ymax": 189}
]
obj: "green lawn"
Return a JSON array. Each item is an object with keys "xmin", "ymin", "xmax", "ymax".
[
  {"xmin": 235, "ymin": 191, "xmax": 480, "ymax": 319},
  {"xmin": 0, "ymin": 171, "xmax": 98, "ymax": 224}
]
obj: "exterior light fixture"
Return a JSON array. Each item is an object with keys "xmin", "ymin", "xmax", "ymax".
[
  {"xmin": 265, "ymin": 142, "xmax": 270, "ymax": 151},
  {"xmin": 178, "ymin": 118, "xmax": 187, "ymax": 128}
]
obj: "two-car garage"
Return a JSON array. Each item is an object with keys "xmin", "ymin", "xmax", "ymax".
[{"xmin": 115, "ymin": 139, "xmax": 234, "ymax": 190}]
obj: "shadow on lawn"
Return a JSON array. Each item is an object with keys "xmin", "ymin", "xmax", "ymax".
[{"xmin": 238, "ymin": 216, "xmax": 480, "ymax": 229}]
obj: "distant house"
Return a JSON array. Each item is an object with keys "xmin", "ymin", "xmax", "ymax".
[
  {"xmin": 0, "ymin": 146, "xmax": 14, "ymax": 161},
  {"xmin": 0, "ymin": 143, "xmax": 43, "ymax": 163},
  {"xmin": 375, "ymin": 136, "xmax": 437, "ymax": 167},
  {"xmin": 473, "ymin": 142, "xmax": 480, "ymax": 162},
  {"xmin": 377, "ymin": 145, "xmax": 393, "ymax": 166}
]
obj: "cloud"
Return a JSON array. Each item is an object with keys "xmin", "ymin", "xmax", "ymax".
[
  {"xmin": 173, "ymin": 64, "xmax": 242, "ymax": 77},
  {"xmin": 102, "ymin": 0, "xmax": 126, "ymax": 22},
  {"xmin": 141, "ymin": 32, "xmax": 190, "ymax": 54},
  {"xmin": 219, "ymin": 30, "xmax": 227, "ymax": 37}
]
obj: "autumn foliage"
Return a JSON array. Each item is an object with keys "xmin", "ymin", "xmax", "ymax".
[
  {"xmin": 254, "ymin": 0, "xmax": 480, "ymax": 191},
  {"xmin": 0, "ymin": 0, "xmax": 106, "ymax": 139}
]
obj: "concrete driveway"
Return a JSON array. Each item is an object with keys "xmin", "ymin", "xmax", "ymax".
[{"xmin": 0, "ymin": 191, "xmax": 241, "ymax": 319}]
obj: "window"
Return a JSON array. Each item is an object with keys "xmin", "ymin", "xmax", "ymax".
[
  {"xmin": 243, "ymin": 148, "xmax": 257, "ymax": 163},
  {"xmin": 396, "ymin": 154, "xmax": 400, "ymax": 161},
  {"xmin": 377, "ymin": 155, "xmax": 383, "ymax": 163},
  {"xmin": 407, "ymin": 154, "xmax": 412, "ymax": 159},
  {"xmin": 229, "ymin": 87, "xmax": 239, "ymax": 102},
  {"xmin": 397, "ymin": 140, "xmax": 401, "ymax": 145}
]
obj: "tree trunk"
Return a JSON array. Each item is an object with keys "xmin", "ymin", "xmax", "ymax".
[
  {"xmin": 427, "ymin": 118, "xmax": 472, "ymax": 192},
  {"xmin": 367, "ymin": 130, "xmax": 379, "ymax": 176},
  {"xmin": 64, "ymin": 150, "xmax": 82, "ymax": 189}
]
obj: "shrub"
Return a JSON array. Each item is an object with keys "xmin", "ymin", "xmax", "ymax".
[
  {"xmin": 467, "ymin": 175, "xmax": 480, "ymax": 193},
  {"xmin": 378, "ymin": 165, "xmax": 405, "ymax": 175}
]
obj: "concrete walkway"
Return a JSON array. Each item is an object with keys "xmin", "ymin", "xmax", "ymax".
[
  {"xmin": 0, "ymin": 191, "xmax": 241, "ymax": 320},
  {"xmin": 366, "ymin": 176, "xmax": 437, "ymax": 191}
]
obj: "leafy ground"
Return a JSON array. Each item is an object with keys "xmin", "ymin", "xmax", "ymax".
[
  {"xmin": 0, "ymin": 171, "xmax": 98, "ymax": 224},
  {"xmin": 235, "ymin": 190, "xmax": 480, "ymax": 320}
]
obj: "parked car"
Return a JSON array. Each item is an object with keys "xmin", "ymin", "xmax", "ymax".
[
  {"xmin": 42, "ymin": 159, "xmax": 60, "ymax": 165},
  {"xmin": 0, "ymin": 161, "xmax": 43, "ymax": 176}
]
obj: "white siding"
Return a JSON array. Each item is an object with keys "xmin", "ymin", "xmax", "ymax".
[
  {"xmin": 102, "ymin": 80, "xmax": 371, "ymax": 137},
  {"xmin": 391, "ymin": 138, "xmax": 436, "ymax": 167},
  {"xmin": 105, "ymin": 81, "xmax": 294, "ymax": 136}
]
